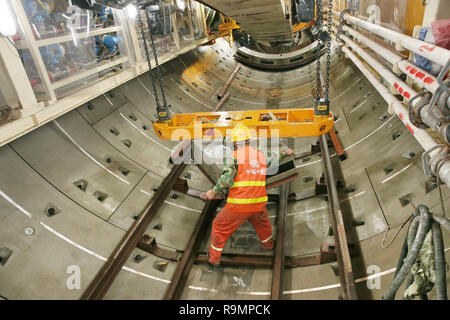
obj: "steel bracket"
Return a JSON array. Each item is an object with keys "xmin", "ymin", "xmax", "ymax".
[{"xmin": 422, "ymin": 144, "xmax": 448, "ymax": 178}]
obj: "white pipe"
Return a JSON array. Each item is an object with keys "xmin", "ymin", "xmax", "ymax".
[
  {"xmin": 397, "ymin": 60, "xmax": 439, "ymax": 94},
  {"xmin": 341, "ymin": 45, "xmax": 450, "ymax": 188},
  {"xmin": 329, "ymin": 21, "xmax": 440, "ymax": 94},
  {"xmin": 337, "ymin": 32, "xmax": 419, "ymax": 104},
  {"xmin": 332, "ymin": 10, "xmax": 450, "ymax": 66}
]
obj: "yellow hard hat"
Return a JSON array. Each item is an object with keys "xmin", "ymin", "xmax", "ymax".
[{"xmin": 230, "ymin": 123, "xmax": 251, "ymax": 142}]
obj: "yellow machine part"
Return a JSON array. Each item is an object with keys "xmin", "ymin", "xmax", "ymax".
[
  {"xmin": 292, "ymin": 2, "xmax": 316, "ymax": 33},
  {"xmin": 152, "ymin": 109, "xmax": 334, "ymax": 141},
  {"xmin": 292, "ymin": 21, "xmax": 314, "ymax": 33},
  {"xmin": 218, "ymin": 14, "xmax": 240, "ymax": 48}
]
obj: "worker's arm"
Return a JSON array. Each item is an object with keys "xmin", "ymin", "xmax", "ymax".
[
  {"xmin": 266, "ymin": 148, "xmax": 294, "ymax": 167},
  {"xmin": 202, "ymin": 157, "xmax": 237, "ymax": 200}
]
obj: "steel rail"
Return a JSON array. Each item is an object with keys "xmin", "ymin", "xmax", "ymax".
[
  {"xmin": 319, "ymin": 134, "xmax": 357, "ymax": 299},
  {"xmin": 217, "ymin": 64, "xmax": 241, "ymax": 100},
  {"xmin": 163, "ymin": 199, "xmax": 220, "ymax": 300},
  {"xmin": 80, "ymin": 163, "xmax": 187, "ymax": 300},
  {"xmin": 270, "ymin": 183, "xmax": 289, "ymax": 300},
  {"xmin": 137, "ymin": 233, "xmax": 343, "ymax": 268},
  {"xmin": 195, "ymin": 243, "xmax": 340, "ymax": 268}
]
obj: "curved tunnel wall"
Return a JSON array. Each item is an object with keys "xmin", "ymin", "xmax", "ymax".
[{"xmin": 0, "ymin": 39, "xmax": 448, "ymax": 300}]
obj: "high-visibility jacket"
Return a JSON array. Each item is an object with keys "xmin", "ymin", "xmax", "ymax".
[{"xmin": 224, "ymin": 145, "xmax": 268, "ymax": 213}]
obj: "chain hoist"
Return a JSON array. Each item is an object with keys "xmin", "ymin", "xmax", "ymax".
[
  {"xmin": 314, "ymin": 0, "xmax": 333, "ymax": 117},
  {"xmin": 138, "ymin": 4, "xmax": 170, "ymax": 122}
]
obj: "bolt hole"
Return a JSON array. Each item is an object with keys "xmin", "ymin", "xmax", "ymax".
[
  {"xmin": 121, "ymin": 139, "xmax": 132, "ymax": 148},
  {"xmin": 392, "ymin": 132, "xmax": 401, "ymax": 141},
  {"xmin": 119, "ymin": 167, "xmax": 130, "ymax": 176},
  {"xmin": 110, "ymin": 128, "xmax": 119, "ymax": 136},
  {"xmin": 134, "ymin": 255, "xmax": 144, "ymax": 263},
  {"xmin": 94, "ymin": 191, "xmax": 107, "ymax": 203}
]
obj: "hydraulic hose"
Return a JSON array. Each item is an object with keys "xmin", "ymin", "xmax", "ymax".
[
  {"xmin": 394, "ymin": 236, "xmax": 409, "ymax": 277},
  {"xmin": 394, "ymin": 214, "xmax": 417, "ymax": 277},
  {"xmin": 404, "ymin": 216, "xmax": 420, "ymax": 291},
  {"xmin": 432, "ymin": 222, "xmax": 447, "ymax": 300},
  {"xmin": 382, "ymin": 205, "xmax": 431, "ymax": 300},
  {"xmin": 431, "ymin": 213, "xmax": 450, "ymax": 231},
  {"xmin": 407, "ymin": 216, "xmax": 420, "ymax": 249}
]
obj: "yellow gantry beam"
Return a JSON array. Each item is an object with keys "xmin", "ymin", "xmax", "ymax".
[
  {"xmin": 218, "ymin": 14, "xmax": 240, "ymax": 48},
  {"xmin": 292, "ymin": 21, "xmax": 314, "ymax": 33},
  {"xmin": 153, "ymin": 109, "xmax": 334, "ymax": 141},
  {"xmin": 292, "ymin": 1, "xmax": 316, "ymax": 33}
]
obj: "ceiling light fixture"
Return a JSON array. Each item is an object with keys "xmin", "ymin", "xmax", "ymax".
[
  {"xmin": 0, "ymin": 0, "xmax": 17, "ymax": 37},
  {"xmin": 175, "ymin": 0, "xmax": 186, "ymax": 11},
  {"xmin": 125, "ymin": 4, "xmax": 137, "ymax": 19}
]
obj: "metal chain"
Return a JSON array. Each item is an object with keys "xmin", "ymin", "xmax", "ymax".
[
  {"xmin": 138, "ymin": 6, "xmax": 170, "ymax": 121},
  {"xmin": 138, "ymin": 10, "xmax": 161, "ymax": 110},
  {"xmin": 315, "ymin": 0, "xmax": 333, "ymax": 102},
  {"xmin": 146, "ymin": 10, "xmax": 169, "ymax": 111},
  {"xmin": 149, "ymin": 32, "xmax": 169, "ymax": 110},
  {"xmin": 315, "ymin": 0, "xmax": 323, "ymax": 102},
  {"xmin": 325, "ymin": 0, "xmax": 333, "ymax": 102}
]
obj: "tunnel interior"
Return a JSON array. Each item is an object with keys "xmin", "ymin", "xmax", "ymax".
[{"xmin": 0, "ymin": 0, "xmax": 449, "ymax": 301}]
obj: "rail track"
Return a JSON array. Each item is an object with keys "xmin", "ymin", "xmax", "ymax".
[{"xmin": 80, "ymin": 130, "xmax": 357, "ymax": 300}]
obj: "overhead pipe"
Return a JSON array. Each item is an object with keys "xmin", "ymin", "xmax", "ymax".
[
  {"xmin": 331, "ymin": 10, "xmax": 450, "ymax": 66},
  {"xmin": 337, "ymin": 41, "xmax": 450, "ymax": 188},
  {"xmin": 327, "ymin": 11, "xmax": 450, "ymax": 141},
  {"xmin": 333, "ymin": 30, "xmax": 450, "ymax": 145},
  {"xmin": 328, "ymin": 21, "xmax": 440, "ymax": 94},
  {"xmin": 336, "ymin": 30, "xmax": 419, "ymax": 101}
]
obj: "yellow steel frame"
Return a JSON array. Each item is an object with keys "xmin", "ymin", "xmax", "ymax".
[
  {"xmin": 291, "ymin": 1, "xmax": 316, "ymax": 33},
  {"xmin": 292, "ymin": 21, "xmax": 314, "ymax": 33},
  {"xmin": 218, "ymin": 14, "xmax": 240, "ymax": 48},
  {"xmin": 153, "ymin": 109, "xmax": 334, "ymax": 141}
]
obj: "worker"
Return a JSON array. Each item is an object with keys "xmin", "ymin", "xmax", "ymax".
[{"xmin": 202, "ymin": 123, "xmax": 294, "ymax": 266}]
